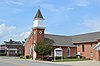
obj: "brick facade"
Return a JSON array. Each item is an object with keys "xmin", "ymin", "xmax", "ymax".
[
  {"xmin": 54, "ymin": 46, "xmax": 76, "ymax": 58},
  {"xmin": 75, "ymin": 42, "xmax": 99, "ymax": 60}
]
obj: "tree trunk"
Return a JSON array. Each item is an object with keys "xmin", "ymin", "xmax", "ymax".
[{"xmin": 42, "ymin": 55, "xmax": 44, "ymax": 60}]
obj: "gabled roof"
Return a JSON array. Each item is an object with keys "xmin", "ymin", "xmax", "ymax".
[
  {"xmin": 4, "ymin": 40, "xmax": 22, "ymax": 45},
  {"xmin": 72, "ymin": 31, "xmax": 100, "ymax": 43},
  {"xmin": 45, "ymin": 34, "xmax": 76, "ymax": 47},
  {"xmin": 23, "ymin": 32, "xmax": 33, "ymax": 46},
  {"xmin": 23, "ymin": 32, "xmax": 76, "ymax": 47},
  {"xmin": 34, "ymin": 9, "xmax": 44, "ymax": 19},
  {"xmin": 24, "ymin": 31, "xmax": 100, "ymax": 47}
]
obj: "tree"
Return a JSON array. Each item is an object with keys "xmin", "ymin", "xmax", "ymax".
[{"xmin": 34, "ymin": 41, "xmax": 53, "ymax": 60}]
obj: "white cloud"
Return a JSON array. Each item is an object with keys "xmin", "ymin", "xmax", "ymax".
[
  {"xmin": 76, "ymin": 0, "xmax": 90, "ymax": 6},
  {"xmin": 4, "ymin": 0, "xmax": 24, "ymax": 6},
  {"xmin": 2, "ymin": 0, "xmax": 48, "ymax": 7},
  {"xmin": 83, "ymin": 18, "xmax": 100, "ymax": 31},
  {"xmin": 12, "ymin": 31, "xmax": 31, "ymax": 41},
  {"xmin": 2, "ymin": 31, "xmax": 31, "ymax": 42},
  {"xmin": 0, "ymin": 24, "xmax": 16, "ymax": 43},
  {"xmin": 0, "ymin": 24, "xmax": 16, "ymax": 35},
  {"xmin": 0, "ymin": 19, "xmax": 6, "ymax": 22},
  {"xmin": 19, "ymin": 32, "xmax": 30, "ymax": 39},
  {"xmin": 67, "ymin": 7, "xmax": 74, "ymax": 10},
  {"xmin": 75, "ymin": 0, "xmax": 100, "ymax": 6},
  {"xmin": 41, "ymin": 4, "xmax": 68, "ymax": 13}
]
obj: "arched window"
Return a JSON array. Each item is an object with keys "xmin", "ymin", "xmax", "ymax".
[
  {"xmin": 30, "ymin": 46, "xmax": 33, "ymax": 55},
  {"xmin": 67, "ymin": 48, "xmax": 70, "ymax": 57}
]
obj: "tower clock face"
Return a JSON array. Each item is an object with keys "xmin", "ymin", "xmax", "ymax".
[
  {"xmin": 39, "ymin": 31, "xmax": 42, "ymax": 34},
  {"xmin": 34, "ymin": 31, "xmax": 36, "ymax": 34}
]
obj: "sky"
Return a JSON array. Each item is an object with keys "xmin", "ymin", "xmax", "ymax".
[{"xmin": 0, "ymin": 0, "xmax": 100, "ymax": 43}]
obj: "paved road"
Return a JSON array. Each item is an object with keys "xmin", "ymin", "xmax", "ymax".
[
  {"xmin": 0, "ymin": 57, "xmax": 69, "ymax": 66},
  {"xmin": 0, "ymin": 57, "xmax": 100, "ymax": 66}
]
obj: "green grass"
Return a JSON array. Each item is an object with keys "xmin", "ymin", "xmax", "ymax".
[{"xmin": 53, "ymin": 58, "xmax": 90, "ymax": 62}]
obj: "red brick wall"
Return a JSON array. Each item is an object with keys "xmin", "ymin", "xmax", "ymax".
[
  {"xmin": 96, "ymin": 51, "xmax": 100, "ymax": 61},
  {"xmin": 24, "ymin": 33, "xmax": 33, "ymax": 56},
  {"xmin": 76, "ymin": 42, "xmax": 97, "ymax": 60},
  {"xmin": 70, "ymin": 47, "xmax": 77, "ymax": 57},
  {"xmin": 33, "ymin": 28, "xmax": 44, "ymax": 43},
  {"xmin": 24, "ymin": 28, "xmax": 44, "ymax": 58}
]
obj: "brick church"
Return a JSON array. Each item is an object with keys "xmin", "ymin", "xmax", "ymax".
[{"xmin": 24, "ymin": 9, "xmax": 100, "ymax": 61}]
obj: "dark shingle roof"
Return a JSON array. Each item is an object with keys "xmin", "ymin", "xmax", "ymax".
[
  {"xmin": 4, "ymin": 40, "xmax": 22, "ymax": 45},
  {"xmin": 45, "ymin": 34, "xmax": 76, "ymax": 47},
  {"xmin": 24, "ymin": 31, "xmax": 100, "ymax": 46},
  {"xmin": 72, "ymin": 32, "xmax": 100, "ymax": 43},
  {"xmin": 23, "ymin": 32, "xmax": 32, "ymax": 46},
  {"xmin": 34, "ymin": 9, "xmax": 44, "ymax": 19}
]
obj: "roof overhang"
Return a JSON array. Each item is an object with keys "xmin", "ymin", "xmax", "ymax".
[
  {"xmin": 93, "ymin": 43, "xmax": 100, "ymax": 51},
  {"xmin": 54, "ymin": 48, "xmax": 62, "ymax": 51}
]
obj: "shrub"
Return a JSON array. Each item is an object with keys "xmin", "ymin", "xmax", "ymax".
[
  {"xmin": 72, "ymin": 56, "xmax": 77, "ymax": 58},
  {"xmin": 55, "ymin": 56, "xmax": 64, "ymax": 60},
  {"xmin": 67, "ymin": 56, "xmax": 78, "ymax": 59},
  {"xmin": 0, "ymin": 53, "xmax": 6, "ymax": 56},
  {"xmin": 26, "ymin": 55, "xmax": 32, "ymax": 59},
  {"xmin": 16, "ymin": 54, "xmax": 22, "ymax": 57},
  {"xmin": 46, "ymin": 57, "xmax": 53, "ymax": 61},
  {"xmin": 20, "ymin": 55, "xmax": 24, "ymax": 59}
]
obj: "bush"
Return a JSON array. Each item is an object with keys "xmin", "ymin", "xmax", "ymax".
[
  {"xmin": 20, "ymin": 55, "xmax": 24, "ymax": 59},
  {"xmin": 0, "ymin": 53, "xmax": 6, "ymax": 56},
  {"xmin": 67, "ymin": 56, "xmax": 77, "ymax": 59},
  {"xmin": 26, "ymin": 55, "xmax": 32, "ymax": 59},
  {"xmin": 46, "ymin": 57, "xmax": 53, "ymax": 61},
  {"xmin": 55, "ymin": 56, "xmax": 64, "ymax": 60},
  {"xmin": 72, "ymin": 56, "xmax": 77, "ymax": 58},
  {"xmin": 16, "ymin": 54, "xmax": 22, "ymax": 57}
]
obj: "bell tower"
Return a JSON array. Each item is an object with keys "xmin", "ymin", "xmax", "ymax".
[{"xmin": 33, "ymin": 9, "xmax": 45, "ymax": 44}]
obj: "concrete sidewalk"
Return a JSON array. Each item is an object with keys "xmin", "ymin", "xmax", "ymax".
[
  {"xmin": 56, "ymin": 60, "xmax": 100, "ymax": 66},
  {"xmin": 16, "ymin": 57, "xmax": 100, "ymax": 66},
  {"xmin": 35, "ymin": 60, "xmax": 100, "ymax": 66}
]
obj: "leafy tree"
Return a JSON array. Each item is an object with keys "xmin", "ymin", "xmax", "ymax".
[{"xmin": 34, "ymin": 41, "xmax": 53, "ymax": 60}]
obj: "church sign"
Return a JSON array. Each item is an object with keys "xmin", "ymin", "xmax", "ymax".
[{"xmin": 54, "ymin": 48, "xmax": 63, "ymax": 56}]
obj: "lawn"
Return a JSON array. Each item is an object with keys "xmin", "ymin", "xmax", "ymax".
[{"xmin": 53, "ymin": 58, "xmax": 90, "ymax": 62}]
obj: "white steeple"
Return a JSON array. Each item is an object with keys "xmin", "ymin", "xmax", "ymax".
[{"xmin": 33, "ymin": 9, "xmax": 44, "ymax": 28}]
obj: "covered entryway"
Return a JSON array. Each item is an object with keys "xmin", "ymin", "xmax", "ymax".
[
  {"xmin": 93, "ymin": 42, "xmax": 100, "ymax": 61},
  {"xmin": 99, "ymin": 51, "xmax": 100, "ymax": 61}
]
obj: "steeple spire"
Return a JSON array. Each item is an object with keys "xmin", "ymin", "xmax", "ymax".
[{"xmin": 34, "ymin": 9, "xmax": 44, "ymax": 19}]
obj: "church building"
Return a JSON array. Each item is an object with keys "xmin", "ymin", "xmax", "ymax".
[{"xmin": 24, "ymin": 9, "xmax": 100, "ymax": 61}]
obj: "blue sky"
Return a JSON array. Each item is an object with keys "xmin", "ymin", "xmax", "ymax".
[{"xmin": 0, "ymin": 0, "xmax": 100, "ymax": 43}]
